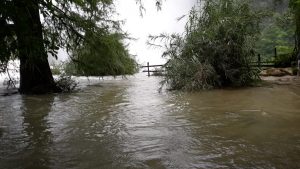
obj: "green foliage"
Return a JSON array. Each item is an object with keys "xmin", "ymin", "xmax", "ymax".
[
  {"xmin": 1, "ymin": 0, "xmax": 114, "ymax": 62},
  {"xmin": 151, "ymin": 0, "xmax": 262, "ymax": 91},
  {"xmin": 40, "ymin": 0, "xmax": 116, "ymax": 57},
  {"xmin": 40, "ymin": 0, "xmax": 139, "ymax": 77},
  {"xmin": 274, "ymin": 53, "xmax": 294, "ymax": 67},
  {"xmin": 51, "ymin": 64, "xmax": 63, "ymax": 75},
  {"xmin": 255, "ymin": 8, "xmax": 295, "ymax": 60},
  {"xmin": 64, "ymin": 62, "xmax": 78, "ymax": 76},
  {"xmin": 55, "ymin": 74, "xmax": 78, "ymax": 93},
  {"xmin": 0, "ymin": 0, "xmax": 140, "ymax": 77},
  {"xmin": 289, "ymin": 0, "xmax": 300, "ymax": 51},
  {"xmin": 251, "ymin": 0, "xmax": 300, "ymax": 61},
  {"xmin": 65, "ymin": 32, "xmax": 138, "ymax": 76},
  {"xmin": 0, "ymin": 1, "xmax": 17, "ymax": 71},
  {"xmin": 291, "ymin": 66, "xmax": 299, "ymax": 75}
]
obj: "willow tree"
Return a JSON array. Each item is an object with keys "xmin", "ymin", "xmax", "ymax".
[
  {"xmin": 0, "ymin": 0, "xmax": 118, "ymax": 94},
  {"xmin": 0, "ymin": 0, "xmax": 161, "ymax": 94},
  {"xmin": 151, "ymin": 0, "xmax": 263, "ymax": 90},
  {"xmin": 65, "ymin": 32, "xmax": 138, "ymax": 76}
]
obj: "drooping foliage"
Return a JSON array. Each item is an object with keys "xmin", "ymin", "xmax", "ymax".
[
  {"xmin": 0, "ymin": 1, "xmax": 18, "ymax": 73},
  {"xmin": 0, "ymin": 0, "xmax": 161, "ymax": 71},
  {"xmin": 0, "ymin": 0, "xmax": 116, "ymax": 65},
  {"xmin": 151, "ymin": 0, "xmax": 263, "ymax": 90},
  {"xmin": 65, "ymin": 32, "xmax": 138, "ymax": 76},
  {"xmin": 0, "ymin": 0, "xmax": 150, "ymax": 93},
  {"xmin": 42, "ymin": 0, "xmax": 139, "ymax": 76},
  {"xmin": 40, "ymin": 0, "xmax": 137, "ymax": 76}
]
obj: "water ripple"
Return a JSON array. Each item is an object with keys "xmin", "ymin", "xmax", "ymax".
[{"xmin": 1, "ymin": 74, "xmax": 300, "ymax": 168}]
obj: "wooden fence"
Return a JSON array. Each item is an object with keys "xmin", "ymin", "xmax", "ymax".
[
  {"xmin": 141, "ymin": 62, "xmax": 164, "ymax": 77},
  {"xmin": 142, "ymin": 49, "xmax": 280, "ymax": 76},
  {"xmin": 250, "ymin": 54, "xmax": 275, "ymax": 68},
  {"xmin": 142, "ymin": 59, "xmax": 275, "ymax": 77}
]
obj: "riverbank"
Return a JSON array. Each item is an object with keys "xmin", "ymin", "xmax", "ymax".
[{"xmin": 261, "ymin": 75, "xmax": 300, "ymax": 85}]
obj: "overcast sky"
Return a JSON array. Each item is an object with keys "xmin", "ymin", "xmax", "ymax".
[
  {"xmin": 116, "ymin": 0, "xmax": 196, "ymax": 65},
  {"xmin": 54, "ymin": 0, "xmax": 196, "ymax": 65}
]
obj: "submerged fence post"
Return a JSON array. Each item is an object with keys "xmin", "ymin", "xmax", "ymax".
[{"xmin": 147, "ymin": 62, "xmax": 150, "ymax": 77}]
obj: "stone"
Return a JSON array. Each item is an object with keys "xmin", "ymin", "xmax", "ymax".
[{"xmin": 260, "ymin": 68, "xmax": 293, "ymax": 77}]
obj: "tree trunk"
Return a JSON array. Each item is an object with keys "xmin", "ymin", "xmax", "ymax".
[{"xmin": 13, "ymin": 0, "xmax": 61, "ymax": 94}]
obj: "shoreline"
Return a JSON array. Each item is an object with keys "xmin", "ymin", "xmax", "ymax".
[{"xmin": 261, "ymin": 75, "xmax": 300, "ymax": 85}]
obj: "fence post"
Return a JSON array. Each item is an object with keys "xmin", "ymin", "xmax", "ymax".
[
  {"xmin": 147, "ymin": 62, "xmax": 150, "ymax": 77},
  {"xmin": 258, "ymin": 54, "xmax": 261, "ymax": 68},
  {"xmin": 274, "ymin": 47, "xmax": 277, "ymax": 58}
]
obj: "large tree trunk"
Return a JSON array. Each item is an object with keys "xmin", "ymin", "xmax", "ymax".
[{"xmin": 13, "ymin": 0, "xmax": 61, "ymax": 94}]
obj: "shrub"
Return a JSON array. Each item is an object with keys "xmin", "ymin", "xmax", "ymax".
[
  {"xmin": 51, "ymin": 64, "xmax": 62, "ymax": 75},
  {"xmin": 274, "ymin": 53, "xmax": 295, "ymax": 67},
  {"xmin": 55, "ymin": 74, "xmax": 78, "ymax": 92},
  {"xmin": 292, "ymin": 66, "xmax": 299, "ymax": 75},
  {"xmin": 152, "ymin": 0, "xmax": 262, "ymax": 91}
]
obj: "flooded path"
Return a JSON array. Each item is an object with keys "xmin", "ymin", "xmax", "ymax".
[{"xmin": 1, "ymin": 74, "xmax": 300, "ymax": 168}]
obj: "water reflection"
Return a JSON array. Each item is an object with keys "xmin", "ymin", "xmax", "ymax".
[
  {"xmin": 114, "ymin": 77, "xmax": 197, "ymax": 169},
  {"xmin": 0, "ymin": 94, "xmax": 55, "ymax": 169},
  {"xmin": 46, "ymin": 83, "xmax": 132, "ymax": 169},
  {"xmin": 21, "ymin": 95, "xmax": 54, "ymax": 169}
]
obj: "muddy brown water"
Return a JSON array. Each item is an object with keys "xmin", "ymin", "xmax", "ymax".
[{"xmin": 1, "ymin": 74, "xmax": 300, "ymax": 169}]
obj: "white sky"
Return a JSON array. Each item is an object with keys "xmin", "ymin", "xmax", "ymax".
[
  {"xmin": 54, "ymin": 0, "xmax": 196, "ymax": 65},
  {"xmin": 116, "ymin": 0, "xmax": 196, "ymax": 65}
]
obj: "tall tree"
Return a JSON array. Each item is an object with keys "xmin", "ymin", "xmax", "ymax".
[
  {"xmin": 0, "ymin": 0, "xmax": 161, "ymax": 94},
  {"xmin": 1, "ymin": 0, "xmax": 116, "ymax": 94},
  {"xmin": 13, "ymin": 0, "xmax": 60, "ymax": 94}
]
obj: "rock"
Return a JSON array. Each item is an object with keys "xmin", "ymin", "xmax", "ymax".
[
  {"xmin": 260, "ymin": 68, "xmax": 293, "ymax": 77},
  {"xmin": 261, "ymin": 75, "xmax": 299, "ymax": 85},
  {"xmin": 259, "ymin": 70, "xmax": 268, "ymax": 76},
  {"xmin": 279, "ymin": 68, "xmax": 293, "ymax": 76}
]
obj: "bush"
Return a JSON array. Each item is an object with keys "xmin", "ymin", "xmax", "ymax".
[
  {"xmin": 55, "ymin": 74, "xmax": 78, "ymax": 92},
  {"xmin": 292, "ymin": 66, "xmax": 299, "ymax": 75},
  {"xmin": 274, "ymin": 53, "xmax": 295, "ymax": 67},
  {"xmin": 64, "ymin": 62, "xmax": 80, "ymax": 76},
  {"xmin": 152, "ymin": 0, "xmax": 262, "ymax": 91},
  {"xmin": 51, "ymin": 64, "xmax": 62, "ymax": 75}
]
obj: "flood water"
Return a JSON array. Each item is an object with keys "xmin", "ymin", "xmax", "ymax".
[{"xmin": 1, "ymin": 74, "xmax": 300, "ymax": 169}]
